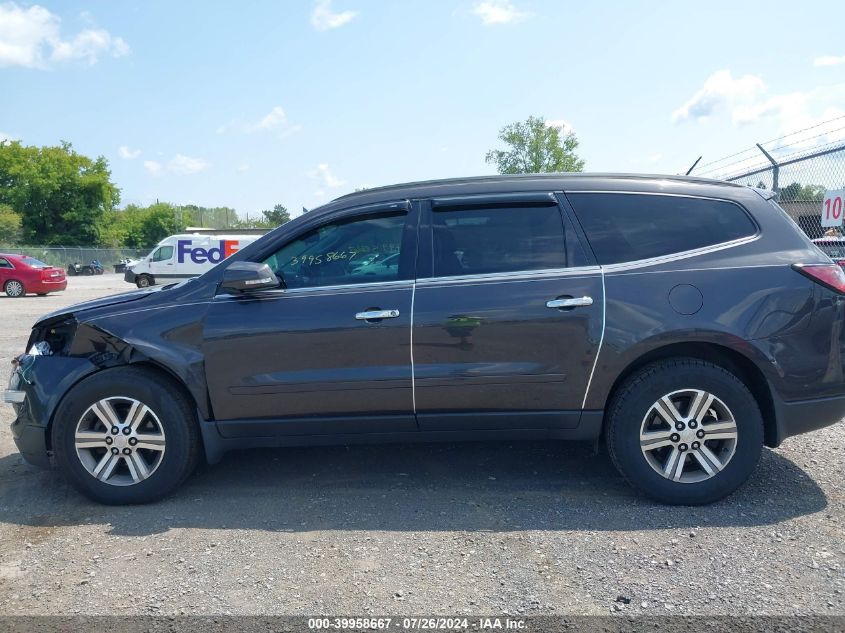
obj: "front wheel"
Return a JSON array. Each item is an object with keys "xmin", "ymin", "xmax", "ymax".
[
  {"xmin": 606, "ymin": 358, "xmax": 763, "ymax": 505},
  {"xmin": 136, "ymin": 275, "xmax": 152, "ymax": 288},
  {"xmin": 51, "ymin": 367, "xmax": 201, "ymax": 504}
]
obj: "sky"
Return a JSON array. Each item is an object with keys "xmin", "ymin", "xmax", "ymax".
[{"xmin": 1, "ymin": 0, "xmax": 844, "ymax": 220}]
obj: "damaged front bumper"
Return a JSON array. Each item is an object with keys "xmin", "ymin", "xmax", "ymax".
[{"xmin": 5, "ymin": 353, "xmax": 100, "ymax": 468}]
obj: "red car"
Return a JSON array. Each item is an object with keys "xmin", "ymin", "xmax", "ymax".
[{"xmin": 0, "ymin": 253, "xmax": 67, "ymax": 297}]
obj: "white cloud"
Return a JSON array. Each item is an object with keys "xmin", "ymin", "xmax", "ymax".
[
  {"xmin": 472, "ymin": 0, "xmax": 531, "ymax": 25},
  {"xmin": 118, "ymin": 145, "xmax": 141, "ymax": 160},
  {"xmin": 311, "ymin": 0, "xmax": 357, "ymax": 31},
  {"xmin": 143, "ymin": 160, "xmax": 163, "ymax": 176},
  {"xmin": 168, "ymin": 154, "xmax": 210, "ymax": 175},
  {"xmin": 247, "ymin": 106, "xmax": 287, "ymax": 132},
  {"xmin": 144, "ymin": 154, "xmax": 210, "ymax": 176},
  {"xmin": 672, "ymin": 70, "xmax": 765, "ymax": 122},
  {"xmin": 308, "ymin": 163, "xmax": 346, "ymax": 190},
  {"xmin": 545, "ymin": 118, "xmax": 575, "ymax": 134},
  {"xmin": 647, "ymin": 152, "xmax": 662, "ymax": 163},
  {"xmin": 676, "ymin": 71, "xmax": 845, "ymax": 146},
  {"xmin": 223, "ymin": 106, "xmax": 301, "ymax": 139},
  {"xmin": 236, "ymin": 163, "xmax": 250, "ymax": 173},
  {"xmin": 50, "ymin": 28, "xmax": 128, "ymax": 65},
  {"xmin": 814, "ymin": 54, "xmax": 845, "ymax": 67},
  {"xmin": 0, "ymin": 3, "xmax": 129, "ymax": 69}
]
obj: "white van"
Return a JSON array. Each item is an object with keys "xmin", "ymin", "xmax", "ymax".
[{"xmin": 124, "ymin": 233, "xmax": 261, "ymax": 287}]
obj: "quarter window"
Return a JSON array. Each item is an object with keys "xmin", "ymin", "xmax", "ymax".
[
  {"xmin": 568, "ymin": 193, "xmax": 757, "ymax": 265},
  {"xmin": 263, "ymin": 212, "xmax": 407, "ymax": 289},
  {"xmin": 431, "ymin": 204, "xmax": 568, "ymax": 277},
  {"xmin": 0, "ymin": 258, "xmax": 11, "ymax": 269}
]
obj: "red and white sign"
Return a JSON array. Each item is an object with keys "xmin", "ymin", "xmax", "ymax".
[{"xmin": 822, "ymin": 189, "xmax": 845, "ymax": 227}]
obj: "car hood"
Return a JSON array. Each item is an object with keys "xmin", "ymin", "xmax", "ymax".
[{"xmin": 33, "ymin": 284, "xmax": 178, "ymax": 327}]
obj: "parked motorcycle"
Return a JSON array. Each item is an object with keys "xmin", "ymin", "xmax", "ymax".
[{"xmin": 66, "ymin": 260, "xmax": 104, "ymax": 276}]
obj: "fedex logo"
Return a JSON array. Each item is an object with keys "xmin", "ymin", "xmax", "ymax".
[{"xmin": 177, "ymin": 239, "xmax": 241, "ymax": 264}]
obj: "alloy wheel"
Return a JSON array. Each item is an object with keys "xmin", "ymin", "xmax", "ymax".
[
  {"xmin": 5, "ymin": 280, "xmax": 24, "ymax": 297},
  {"xmin": 639, "ymin": 389, "xmax": 738, "ymax": 484},
  {"xmin": 74, "ymin": 397, "xmax": 166, "ymax": 486}
]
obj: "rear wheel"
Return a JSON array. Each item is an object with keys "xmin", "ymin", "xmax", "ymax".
[
  {"xmin": 4, "ymin": 279, "xmax": 25, "ymax": 297},
  {"xmin": 51, "ymin": 367, "xmax": 201, "ymax": 504},
  {"xmin": 606, "ymin": 358, "xmax": 763, "ymax": 505}
]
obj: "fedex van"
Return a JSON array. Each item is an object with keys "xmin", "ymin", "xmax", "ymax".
[{"xmin": 124, "ymin": 233, "xmax": 261, "ymax": 288}]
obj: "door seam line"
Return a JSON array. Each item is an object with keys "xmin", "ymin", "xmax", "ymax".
[
  {"xmin": 410, "ymin": 280, "xmax": 417, "ymax": 414},
  {"xmin": 581, "ymin": 267, "xmax": 606, "ymax": 409}
]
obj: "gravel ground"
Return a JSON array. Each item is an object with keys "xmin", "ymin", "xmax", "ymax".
[{"xmin": 0, "ymin": 274, "xmax": 843, "ymax": 617}]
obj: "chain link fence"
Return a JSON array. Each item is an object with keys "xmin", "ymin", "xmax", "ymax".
[
  {"xmin": 0, "ymin": 246, "xmax": 152, "ymax": 271},
  {"xmin": 690, "ymin": 133, "xmax": 845, "ymax": 242}
]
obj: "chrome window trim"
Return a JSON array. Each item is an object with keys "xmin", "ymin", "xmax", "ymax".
[
  {"xmin": 416, "ymin": 266, "xmax": 602, "ymax": 288},
  {"xmin": 212, "ymin": 278, "xmax": 414, "ymax": 302},
  {"xmin": 580, "ymin": 267, "xmax": 606, "ymax": 409},
  {"xmin": 600, "ymin": 235, "xmax": 759, "ymax": 273}
]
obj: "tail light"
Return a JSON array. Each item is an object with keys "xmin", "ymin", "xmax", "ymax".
[{"xmin": 793, "ymin": 263, "xmax": 845, "ymax": 295}]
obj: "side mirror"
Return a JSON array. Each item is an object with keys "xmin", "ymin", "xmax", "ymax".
[{"xmin": 219, "ymin": 262, "xmax": 280, "ymax": 293}]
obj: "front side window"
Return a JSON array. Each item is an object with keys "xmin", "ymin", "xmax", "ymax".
[
  {"xmin": 263, "ymin": 212, "xmax": 406, "ymax": 289},
  {"xmin": 152, "ymin": 246, "xmax": 174, "ymax": 262},
  {"xmin": 431, "ymin": 204, "xmax": 567, "ymax": 277},
  {"xmin": 567, "ymin": 193, "xmax": 757, "ymax": 265}
]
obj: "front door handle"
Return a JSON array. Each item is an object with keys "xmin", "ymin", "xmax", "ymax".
[
  {"xmin": 355, "ymin": 309, "xmax": 400, "ymax": 321},
  {"xmin": 546, "ymin": 296, "xmax": 593, "ymax": 309}
]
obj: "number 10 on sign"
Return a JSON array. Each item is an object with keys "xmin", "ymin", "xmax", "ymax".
[{"xmin": 822, "ymin": 189, "xmax": 845, "ymax": 227}]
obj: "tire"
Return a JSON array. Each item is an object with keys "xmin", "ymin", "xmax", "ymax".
[
  {"xmin": 83, "ymin": 267, "xmax": 93, "ymax": 276},
  {"xmin": 51, "ymin": 366, "xmax": 201, "ymax": 504},
  {"xmin": 4, "ymin": 279, "xmax": 25, "ymax": 297},
  {"xmin": 136, "ymin": 275, "xmax": 152, "ymax": 288},
  {"xmin": 606, "ymin": 358, "xmax": 763, "ymax": 505}
]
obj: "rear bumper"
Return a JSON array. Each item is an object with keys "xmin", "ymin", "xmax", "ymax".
[
  {"xmin": 30, "ymin": 279, "xmax": 67, "ymax": 293},
  {"xmin": 771, "ymin": 392, "xmax": 845, "ymax": 446}
]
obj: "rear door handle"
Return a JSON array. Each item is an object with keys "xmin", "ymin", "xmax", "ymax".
[
  {"xmin": 355, "ymin": 309, "xmax": 400, "ymax": 321},
  {"xmin": 546, "ymin": 296, "xmax": 593, "ymax": 309}
]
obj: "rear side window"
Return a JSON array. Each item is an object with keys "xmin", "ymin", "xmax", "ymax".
[
  {"xmin": 568, "ymin": 193, "xmax": 757, "ymax": 265},
  {"xmin": 431, "ymin": 204, "xmax": 567, "ymax": 277}
]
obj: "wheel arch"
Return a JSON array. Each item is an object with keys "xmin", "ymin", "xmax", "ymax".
[
  {"xmin": 45, "ymin": 360, "xmax": 205, "ymax": 454},
  {"xmin": 602, "ymin": 342, "xmax": 778, "ymax": 447}
]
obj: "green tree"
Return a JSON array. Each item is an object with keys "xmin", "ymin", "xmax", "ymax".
[
  {"xmin": 261, "ymin": 204, "xmax": 291, "ymax": 226},
  {"xmin": 233, "ymin": 204, "xmax": 291, "ymax": 229},
  {"xmin": 485, "ymin": 115, "xmax": 585, "ymax": 174},
  {"xmin": 779, "ymin": 182, "xmax": 826, "ymax": 202},
  {"xmin": 0, "ymin": 140, "xmax": 119, "ymax": 244},
  {"xmin": 0, "ymin": 204, "xmax": 22, "ymax": 244}
]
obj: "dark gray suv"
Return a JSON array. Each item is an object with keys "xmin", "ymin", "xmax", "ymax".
[{"xmin": 6, "ymin": 174, "xmax": 845, "ymax": 505}]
